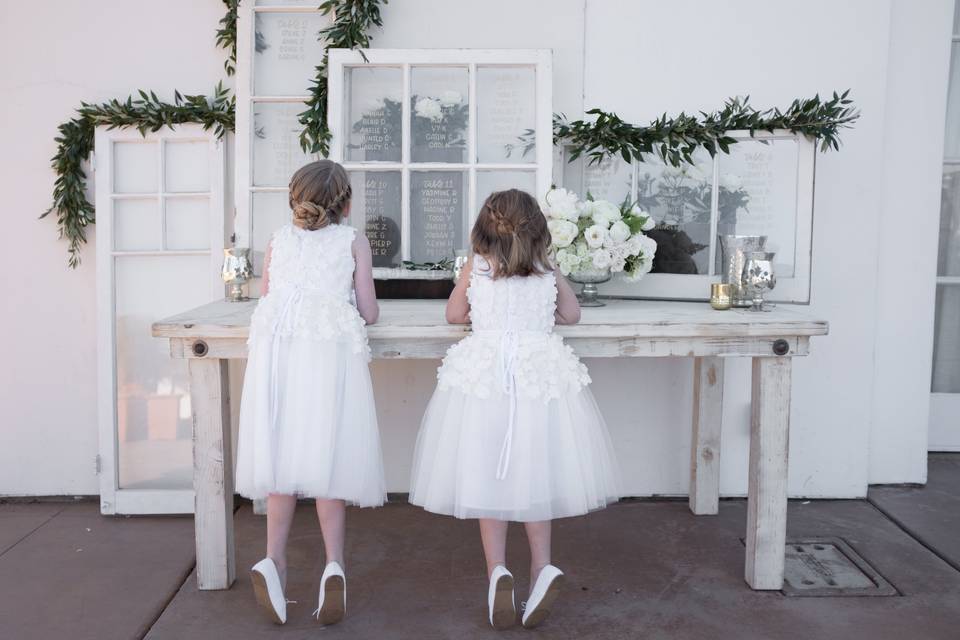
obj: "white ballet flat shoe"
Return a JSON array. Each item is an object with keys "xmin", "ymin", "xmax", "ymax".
[
  {"xmin": 487, "ymin": 565, "xmax": 516, "ymax": 630},
  {"xmin": 521, "ymin": 564, "xmax": 564, "ymax": 629},
  {"xmin": 313, "ymin": 561, "xmax": 346, "ymax": 625},
  {"xmin": 250, "ymin": 558, "xmax": 287, "ymax": 625}
]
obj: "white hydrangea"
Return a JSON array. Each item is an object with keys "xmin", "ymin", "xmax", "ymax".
[
  {"xmin": 547, "ymin": 219, "xmax": 578, "ymax": 248},
  {"xmin": 414, "ymin": 96, "xmax": 443, "ymax": 122},
  {"xmin": 584, "ymin": 224, "xmax": 607, "ymax": 249},
  {"xmin": 541, "ymin": 188, "xmax": 580, "ymax": 222},
  {"xmin": 438, "ymin": 90, "xmax": 462, "ymax": 107}
]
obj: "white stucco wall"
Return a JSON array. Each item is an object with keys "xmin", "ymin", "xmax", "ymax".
[{"xmin": 0, "ymin": 0, "xmax": 951, "ymax": 497}]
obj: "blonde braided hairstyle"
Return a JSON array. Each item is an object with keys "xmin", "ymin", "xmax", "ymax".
[{"xmin": 289, "ymin": 160, "xmax": 352, "ymax": 230}]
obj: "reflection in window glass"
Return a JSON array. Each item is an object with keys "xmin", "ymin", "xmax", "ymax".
[
  {"xmin": 477, "ymin": 66, "xmax": 536, "ymax": 164},
  {"xmin": 945, "ymin": 44, "xmax": 960, "ymax": 159},
  {"xmin": 253, "ymin": 12, "xmax": 328, "ymax": 96},
  {"xmin": 562, "ymin": 152, "xmax": 633, "ymax": 206},
  {"xmin": 933, "ymin": 284, "xmax": 960, "ymax": 393},
  {"xmin": 410, "ymin": 171, "xmax": 467, "ymax": 264},
  {"xmin": 411, "ymin": 67, "xmax": 469, "ymax": 163},
  {"xmin": 115, "ymin": 255, "xmax": 210, "ymax": 490},
  {"xmin": 940, "ymin": 165, "xmax": 960, "ymax": 278},
  {"xmin": 718, "ymin": 139, "xmax": 799, "ymax": 277},
  {"xmin": 346, "ymin": 67, "xmax": 403, "ymax": 162},
  {"xmin": 253, "ymin": 102, "xmax": 316, "ymax": 187},
  {"xmin": 350, "ymin": 171, "xmax": 402, "ymax": 268},
  {"xmin": 635, "ymin": 150, "xmax": 715, "ymax": 275},
  {"xmin": 476, "ymin": 171, "xmax": 537, "ymax": 216},
  {"xmin": 251, "ymin": 191, "xmax": 291, "ymax": 273}
]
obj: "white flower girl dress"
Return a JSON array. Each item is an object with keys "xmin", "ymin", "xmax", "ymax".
[
  {"xmin": 235, "ymin": 223, "xmax": 385, "ymax": 506},
  {"xmin": 410, "ymin": 256, "xmax": 621, "ymax": 521}
]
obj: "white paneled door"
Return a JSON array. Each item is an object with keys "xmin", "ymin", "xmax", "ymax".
[
  {"xmin": 930, "ymin": 2, "xmax": 960, "ymax": 451},
  {"xmin": 95, "ymin": 125, "xmax": 225, "ymax": 514}
]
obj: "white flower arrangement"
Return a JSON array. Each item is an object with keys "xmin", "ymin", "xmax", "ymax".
[{"xmin": 542, "ymin": 188, "xmax": 658, "ymax": 282}]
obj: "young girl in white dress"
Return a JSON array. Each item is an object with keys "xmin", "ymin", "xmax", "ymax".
[
  {"xmin": 409, "ymin": 189, "xmax": 622, "ymax": 630},
  {"xmin": 235, "ymin": 160, "xmax": 385, "ymax": 626}
]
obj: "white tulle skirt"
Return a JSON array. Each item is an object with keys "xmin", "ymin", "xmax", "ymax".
[
  {"xmin": 235, "ymin": 335, "xmax": 385, "ymax": 506},
  {"xmin": 409, "ymin": 383, "xmax": 622, "ymax": 522}
]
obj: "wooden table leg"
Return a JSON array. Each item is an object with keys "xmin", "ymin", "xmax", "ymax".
[
  {"xmin": 690, "ymin": 356, "xmax": 725, "ymax": 515},
  {"xmin": 745, "ymin": 356, "xmax": 792, "ymax": 590},
  {"xmin": 188, "ymin": 358, "xmax": 236, "ymax": 590}
]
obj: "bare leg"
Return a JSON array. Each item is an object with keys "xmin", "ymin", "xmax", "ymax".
[
  {"xmin": 315, "ymin": 498, "xmax": 347, "ymax": 567},
  {"xmin": 479, "ymin": 518, "xmax": 509, "ymax": 578},
  {"xmin": 266, "ymin": 493, "xmax": 297, "ymax": 585},
  {"xmin": 524, "ymin": 520, "xmax": 552, "ymax": 594}
]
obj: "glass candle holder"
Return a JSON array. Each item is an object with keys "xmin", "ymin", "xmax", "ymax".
[{"xmin": 710, "ymin": 282, "xmax": 732, "ymax": 310}]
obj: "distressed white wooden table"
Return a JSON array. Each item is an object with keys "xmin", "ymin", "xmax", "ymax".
[{"xmin": 153, "ymin": 298, "xmax": 827, "ymax": 591}]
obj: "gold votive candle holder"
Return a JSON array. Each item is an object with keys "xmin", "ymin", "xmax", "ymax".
[{"xmin": 710, "ymin": 283, "xmax": 732, "ymax": 310}]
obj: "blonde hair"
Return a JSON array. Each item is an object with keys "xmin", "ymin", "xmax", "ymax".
[
  {"xmin": 288, "ymin": 160, "xmax": 352, "ymax": 230},
  {"xmin": 470, "ymin": 189, "xmax": 551, "ymax": 279}
]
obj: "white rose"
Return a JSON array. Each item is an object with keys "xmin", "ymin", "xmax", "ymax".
[
  {"xmin": 363, "ymin": 96, "xmax": 386, "ymax": 112},
  {"xmin": 624, "ymin": 236, "xmax": 643, "ymax": 256},
  {"xmin": 611, "ymin": 255, "xmax": 627, "ymax": 272},
  {"xmin": 574, "ymin": 241, "xmax": 589, "ymax": 258},
  {"xmin": 556, "ymin": 249, "xmax": 580, "ymax": 276},
  {"xmin": 438, "ymin": 90, "xmax": 462, "ymax": 107},
  {"xmin": 542, "ymin": 188, "xmax": 580, "ymax": 222},
  {"xmin": 608, "ymin": 220, "xmax": 631, "ymax": 244},
  {"xmin": 642, "ymin": 215, "xmax": 656, "ymax": 231},
  {"xmin": 584, "ymin": 224, "xmax": 607, "ymax": 249},
  {"xmin": 589, "ymin": 200, "xmax": 621, "ymax": 227},
  {"xmin": 414, "ymin": 96, "xmax": 442, "ymax": 122},
  {"xmin": 547, "ymin": 219, "xmax": 578, "ymax": 248},
  {"xmin": 591, "ymin": 248, "xmax": 613, "ymax": 270}
]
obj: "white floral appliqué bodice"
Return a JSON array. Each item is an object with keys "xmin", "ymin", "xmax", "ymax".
[
  {"xmin": 437, "ymin": 256, "xmax": 590, "ymax": 402},
  {"xmin": 249, "ymin": 223, "xmax": 368, "ymax": 358}
]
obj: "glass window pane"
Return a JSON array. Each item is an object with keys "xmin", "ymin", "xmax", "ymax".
[
  {"xmin": 164, "ymin": 141, "xmax": 209, "ymax": 192},
  {"xmin": 562, "ymin": 151, "xmax": 633, "ymax": 206},
  {"xmin": 350, "ymin": 171, "xmax": 402, "ymax": 268},
  {"xmin": 115, "ymin": 255, "xmax": 211, "ymax": 489},
  {"xmin": 253, "ymin": 102, "xmax": 316, "ymax": 186},
  {"xmin": 114, "ymin": 142, "xmax": 158, "ymax": 193},
  {"xmin": 716, "ymin": 138, "xmax": 799, "ymax": 278},
  {"xmin": 410, "ymin": 67, "xmax": 468, "ymax": 163},
  {"xmin": 933, "ymin": 284, "xmax": 960, "ymax": 393},
  {"xmin": 954, "ymin": 0, "xmax": 960, "ymax": 35},
  {"xmin": 476, "ymin": 171, "xmax": 537, "ymax": 216},
  {"xmin": 635, "ymin": 149, "xmax": 715, "ymax": 275},
  {"xmin": 251, "ymin": 191, "xmax": 291, "ymax": 273},
  {"xmin": 114, "ymin": 199, "xmax": 160, "ymax": 251},
  {"xmin": 165, "ymin": 197, "xmax": 210, "ymax": 251},
  {"xmin": 940, "ymin": 165, "xmax": 960, "ymax": 277},
  {"xmin": 945, "ymin": 44, "xmax": 960, "ymax": 159},
  {"xmin": 253, "ymin": 12, "xmax": 327, "ymax": 96},
  {"xmin": 345, "ymin": 66, "xmax": 402, "ymax": 162},
  {"xmin": 477, "ymin": 66, "xmax": 536, "ymax": 164},
  {"xmin": 410, "ymin": 171, "xmax": 467, "ymax": 264}
]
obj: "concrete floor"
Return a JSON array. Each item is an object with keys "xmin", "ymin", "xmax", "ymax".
[{"xmin": 2, "ymin": 455, "xmax": 959, "ymax": 640}]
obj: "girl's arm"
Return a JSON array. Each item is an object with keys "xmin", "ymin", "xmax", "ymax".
[
  {"xmin": 353, "ymin": 233, "xmax": 380, "ymax": 325},
  {"xmin": 261, "ymin": 242, "xmax": 272, "ymax": 297},
  {"xmin": 445, "ymin": 256, "xmax": 473, "ymax": 324},
  {"xmin": 554, "ymin": 270, "xmax": 581, "ymax": 325}
]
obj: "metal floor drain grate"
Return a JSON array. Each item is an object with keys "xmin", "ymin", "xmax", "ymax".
[{"xmin": 781, "ymin": 537, "xmax": 898, "ymax": 597}]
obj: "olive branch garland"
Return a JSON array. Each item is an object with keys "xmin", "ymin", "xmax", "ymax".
[
  {"xmin": 298, "ymin": 0, "xmax": 388, "ymax": 155},
  {"xmin": 43, "ymin": 0, "xmax": 859, "ymax": 268},
  {"xmin": 42, "ymin": 85, "xmax": 235, "ymax": 268}
]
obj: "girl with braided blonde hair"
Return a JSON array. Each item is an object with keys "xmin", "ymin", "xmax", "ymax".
[
  {"xmin": 410, "ymin": 189, "xmax": 622, "ymax": 630},
  {"xmin": 236, "ymin": 160, "xmax": 383, "ymax": 626}
]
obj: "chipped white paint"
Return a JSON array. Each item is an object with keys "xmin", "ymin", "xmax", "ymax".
[{"xmin": 153, "ymin": 297, "xmax": 826, "ymax": 590}]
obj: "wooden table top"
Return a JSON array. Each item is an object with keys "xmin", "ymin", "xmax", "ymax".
[{"xmin": 152, "ymin": 298, "xmax": 828, "ymax": 341}]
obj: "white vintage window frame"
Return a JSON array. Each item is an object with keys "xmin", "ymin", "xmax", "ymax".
[
  {"xmin": 234, "ymin": 1, "xmax": 325, "ymax": 255},
  {"xmin": 327, "ymin": 48, "xmax": 554, "ymax": 279},
  {"xmin": 95, "ymin": 125, "xmax": 225, "ymax": 515},
  {"xmin": 562, "ymin": 130, "xmax": 816, "ymax": 303}
]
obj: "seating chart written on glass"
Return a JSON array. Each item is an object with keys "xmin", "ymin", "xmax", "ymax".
[{"xmin": 410, "ymin": 172, "xmax": 465, "ymax": 263}]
